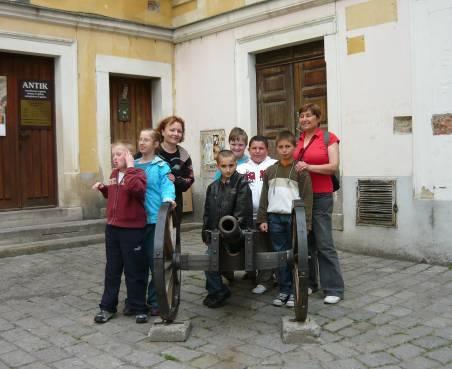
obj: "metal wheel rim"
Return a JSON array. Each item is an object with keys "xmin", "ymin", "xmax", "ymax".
[
  {"xmin": 292, "ymin": 203, "xmax": 309, "ymax": 322},
  {"xmin": 153, "ymin": 202, "xmax": 181, "ymax": 322}
]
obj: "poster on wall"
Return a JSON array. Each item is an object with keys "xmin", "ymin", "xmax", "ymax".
[
  {"xmin": 0, "ymin": 76, "xmax": 6, "ymax": 136},
  {"xmin": 20, "ymin": 80, "xmax": 52, "ymax": 126},
  {"xmin": 200, "ymin": 129, "xmax": 226, "ymax": 177}
]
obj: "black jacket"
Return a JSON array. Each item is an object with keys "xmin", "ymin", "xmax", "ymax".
[{"xmin": 202, "ymin": 171, "xmax": 253, "ymax": 243}]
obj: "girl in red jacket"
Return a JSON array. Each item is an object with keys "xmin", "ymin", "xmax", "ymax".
[{"xmin": 92, "ymin": 142, "xmax": 148, "ymax": 324}]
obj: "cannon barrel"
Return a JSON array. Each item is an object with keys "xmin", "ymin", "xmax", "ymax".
[{"xmin": 218, "ymin": 215, "xmax": 244, "ymax": 253}]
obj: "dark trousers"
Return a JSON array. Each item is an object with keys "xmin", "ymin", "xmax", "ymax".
[
  {"xmin": 99, "ymin": 225, "xmax": 147, "ymax": 314},
  {"xmin": 308, "ymin": 194, "xmax": 344, "ymax": 298},
  {"xmin": 205, "ymin": 248, "xmax": 230, "ymax": 298},
  {"xmin": 268, "ymin": 213, "xmax": 293, "ymax": 295}
]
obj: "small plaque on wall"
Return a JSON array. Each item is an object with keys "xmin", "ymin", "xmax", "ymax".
[{"xmin": 20, "ymin": 80, "xmax": 52, "ymax": 127}]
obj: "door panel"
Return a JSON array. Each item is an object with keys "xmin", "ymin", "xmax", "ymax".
[
  {"xmin": 256, "ymin": 40, "xmax": 327, "ymax": 153},
  {"xmin": 0, "ymin": 52, "xmax": 56, "ymax": 210},
  {"xmin": 109, "ymin": 76, "xmax": 152, "ymax": 153},
  {"xmin": 257, "ymin": 65, "xmax": 294, "ymax": 155}
]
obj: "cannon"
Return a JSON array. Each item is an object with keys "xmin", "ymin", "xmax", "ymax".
[{"xmin": 153, "ymin": 199, "xmax": 309, "ymax": 323}]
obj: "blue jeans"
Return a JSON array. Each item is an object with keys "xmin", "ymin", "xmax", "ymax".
[
  {"xmin": 205, "ymin": 248, "xmax": 230, "ymax": 298},
  {"xmin": 144, "ymin": 224, "xmax": 158, "ymax": 307},
  {"xmin": 268, "ymin": 213, "xmax": 292, "ymax": 295},
  {"xmin": 308, "ymin": 194, "xmax": 344, "ymax": 298}
]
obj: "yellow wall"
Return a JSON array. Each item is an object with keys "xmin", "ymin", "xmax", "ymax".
[
  {"xmin": 0, "ymin": 16, "xmax": 173, "ymax": 173},
  {"xmin": 31, "ymin": 0, "xmax": 173, "ymax": 27},
  {"xmin": 30, "ymin": 0, "xmax": 270, "ymax": 28}
]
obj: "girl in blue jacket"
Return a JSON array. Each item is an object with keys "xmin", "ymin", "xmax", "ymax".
[{"xmin": 134, "ymin": 129, "xmax": 175, "ymax": 316}]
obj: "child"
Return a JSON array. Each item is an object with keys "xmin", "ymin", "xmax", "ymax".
[
  {"xmin": 237, "ymin": 135, "xmax": 276, "ymax": 294},
  {"xmin": 214, "ymin": 127, "xmax": 249, "ymax": 180},
  {"xmin": 257, "ymin": 131, "xmax": 313, "ymax": 307},
  {"xmin": 203, "ymin": 150, "xmax": 253, "ymax": 308},
  {"xmin": 93, "ymin": 142, "xmax": 148, "ymax": 324},
  {"xmin": 134, "ymin": 129, "xmax": 176, "ymax": 317}
]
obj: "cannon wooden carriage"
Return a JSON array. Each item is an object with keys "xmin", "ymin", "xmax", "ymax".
[{"xmin": 152, "ymin": 199, "xmax": 310, "ymax": 323}]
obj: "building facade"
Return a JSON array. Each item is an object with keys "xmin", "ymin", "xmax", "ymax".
[{"xmin": 1, "ymin": 0, "xmax": 451, "ymax": 264}]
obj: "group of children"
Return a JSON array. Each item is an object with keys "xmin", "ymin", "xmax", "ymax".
[
  {"xmin": 202, "ymin": 128, "xmax": 313, "ymax": 308},
  {"xmin": 93, "ymin": 124, "xmax": 314, "ymax": 324}
]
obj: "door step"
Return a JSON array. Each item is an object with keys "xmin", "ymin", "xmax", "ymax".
[
  {"xmin": 0, "ymin": 207, "xmax": 83, "ymax": 229},
  {"xmin": 0, "ymin": 234, "xmax": 105, "ymax": 258}
]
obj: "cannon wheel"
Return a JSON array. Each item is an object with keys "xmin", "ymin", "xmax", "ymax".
[
  {"xmin": 292, "ymin": 202, "xmax": 309, "ymax": 322},
  {"xmin": 153, "ymin": 202, "xmax": 181, "ymax": 322}
]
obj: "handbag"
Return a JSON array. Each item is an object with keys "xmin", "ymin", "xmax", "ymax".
[{"xmin": 323, "ymin": 131, "xmax": 340, "ymax": 192}]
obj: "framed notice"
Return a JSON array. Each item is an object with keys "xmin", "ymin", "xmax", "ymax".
[
  {"xmin": 20, "ymin": 80, "xmax": 52, "ymax": 127},
  {"xmin": 0, "ymin": 76, "xmax": 6, "ymax": 136},
  {"xmin": 200, "ymin": 129, "xmax": 226, "ymax": 175}
]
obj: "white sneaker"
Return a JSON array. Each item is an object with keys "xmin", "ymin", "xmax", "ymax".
[
  {"xmin": 324, "ymin": 295, "xmax": 341, "ymax": 304},
  {"xmin": 252, "ymin": 284, "xmax": 267, "ymax": 294},
  {"xmin": 272, "ymin": 293, "xmax": 289, "ymax": 307},
  {"xmin": 308, "ymin": 288, "xmax": 313, "ymax": 295},
  {"xmin": 286, "ymin": 294, "xmax": 295, "ymax": 308}
]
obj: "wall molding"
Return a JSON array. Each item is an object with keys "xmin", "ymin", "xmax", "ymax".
[{"xmin": 0, "ymin": 0, "xmax": 334, "ymax": 44}]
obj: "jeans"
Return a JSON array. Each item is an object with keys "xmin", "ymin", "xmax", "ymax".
[
  {"xmin": 308, "ymin": 193, "xmax": 344, "ymax": 298},
  {"xmin": 268, "ymin": 213, "xmax": 292, "ymax": 295},
  {"xmin": 205, "ymin": 248, "xmax": 230, "ymax": 298},
  {"xmin": 100, "ymin": 225, "xmax": 147, "ymax": 314},
  {"xmin": 144, "ymin": 224, "xmax": 158, "ymax": 308}
]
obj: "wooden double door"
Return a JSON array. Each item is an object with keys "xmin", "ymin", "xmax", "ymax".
[
  {"xmin": 256, "ymin": 40, "xmax": 327, "ymax": 155},
  {"xmin": 109, "ymin": 75, "xmax": 152, "ymax": 154},
  {"xmin": 0, "ymin": 52, "xmax": 56, "ymax": 210}
]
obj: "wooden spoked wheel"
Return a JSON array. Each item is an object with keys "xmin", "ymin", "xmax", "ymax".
[
  {"xmin": 153, "ymin": 202, "xmax": 181, "ymax": 322},
  {"xmin": 292, "ymin": 200, "xmax": 309, "ymax": 322}
]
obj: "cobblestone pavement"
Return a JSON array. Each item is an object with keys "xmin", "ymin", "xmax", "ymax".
[{"xmin": 0, "ymin": 230, "xmax": 451, "ymax": 369}]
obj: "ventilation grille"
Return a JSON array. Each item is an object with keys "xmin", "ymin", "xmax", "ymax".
[{"xmin": 356, "ymin": 179, "xmax": 397, "ymax": 227}]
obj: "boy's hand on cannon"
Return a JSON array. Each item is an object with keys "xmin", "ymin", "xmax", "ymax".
[
  {"xmin": 92, "ymin": 182, "xmax": 104, "ymax": 190},
  {"xmin": 259, "ymin": 222, "xmax": 268, "ymax": 232}
]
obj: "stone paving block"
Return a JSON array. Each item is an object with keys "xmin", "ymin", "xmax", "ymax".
[
  {"xmin": 411, "ymin": 335, "xmax": 448, "ymax": 350},
  {"xmin": 322, "ymin": 358, "xmax": 366, "ymax": 369},
  {"xmin": 0, "ymin": 349, "xmax": 36, "ymax": 367},
  {"xmin": 425, "ymin": 346, "xmax": 452, "ymax": 364},
  {"xmin": 189, "ymin": 353, "xmax": 220, "ymax": 369},
  {"xmin": 387, "ymin": 343, "xmax": 425, "ymax": 360},
  {"xmin": 51, "ymin": 357, "xmax": 92, "ymax": 369},
  {"xmin": 323, "ymin": 317, "xmax": 354, "ymax": 332},
  {"xmin": 0, "ymin": 318, "xmax": 15, "ymax": 332},
  {"xmin": 357, "ymin": 352, "xmax": 400, "ymax": 368},
  {"xmin": 253, "ymin": 333, "xmax": 297, "ymax": 353},
  {"xmin": 0, "ymin": 340, "xmax": 16, "ymax": 355},
  {"xmin": 399, "ymin": 356, "xmax": 442, "ymax": 369},
  {"xmin": 83, "ymin": 353, "xmax": 124, "ymax": 369},
  {"xmin": 123, "ymin": 349, "xmax": 163, "ymax": 367},
  {"xmin": 281, "ymin": 316, "xmax": 321, "ymax": 344},
  {"xmin": 154, "ymin": 360, "xmax": 196, "ymax": 369},
  {"xmin": 19, "ymin": 363, "xmax": 53, "ymax": 369},
  {"xmin": 322, "ymin": 342, "xmax": 360, "ymax": 358},
  {"xmin": 161, "ymin": 346, "xmax": 203, "ymax": 362},
  {"xmin": 34, "ymin": 346, "xmax": 72, "ymax": 363},
  {"xmin": 148, "ymin": 320, "xmax": 191, "ymax": 342}
]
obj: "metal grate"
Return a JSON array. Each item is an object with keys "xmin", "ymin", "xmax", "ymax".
[{"xmin": 356, "ymin": 179, "xmax": 397, "ymax": 227}]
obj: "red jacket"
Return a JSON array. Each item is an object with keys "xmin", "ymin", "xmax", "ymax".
[{"xmin": 99, "ymin": 167, "xmax": 146, "ymax": 228}]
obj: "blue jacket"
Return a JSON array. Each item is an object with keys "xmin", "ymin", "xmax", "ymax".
[{"xmin": 134, "ymin": 156, "xmax": 175, "ymax": 224}]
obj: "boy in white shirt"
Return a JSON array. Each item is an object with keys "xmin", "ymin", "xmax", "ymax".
[{"xmin": 237, "ymin": 135, "xmax": 276, "ymax": 294}]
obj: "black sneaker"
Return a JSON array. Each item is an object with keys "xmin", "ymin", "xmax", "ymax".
[
  {"xmin": 135, "ymin": 313, "xmax": 148, "ymax": 324},
  {"xmin": 205, "ymin": 290, "xmax": 231, "ymax": 309},
  {"xmin": 94, "ymin": 310, "xmax": 114, "ymax": 323}
]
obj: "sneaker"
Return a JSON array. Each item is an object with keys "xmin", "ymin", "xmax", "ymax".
[
  {"xmin": 286, "ymin": 294, "xmax": 295, "ymax": 308},
  {"xmin": 205, "ymin": 290, "xmax": 231, "ymax": 308},
  {"xmin": 272, "ymin": 293, "xmax": 289, "ymax": 307},
  {"xmin": 252, "ymin": 284, "xmax": 267, "ymax": 294},
  {"xmin": 324, "ymin": 295, "xmax": 341, "ymax": 304},
  {"xmin": 94, "ymin": 310, "xmax": 114, "ymax": 324},
  {"xmin": 308, "ymin": 288, "xmax": 313, "ymax": 296},
  {"xmin": 150, "ymin": 307, "xmax": 160, "ymax": 316},
  {"xmin": 135, "ymin": 313, "xmax": 148, "ymax": 324}
]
